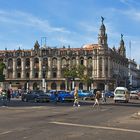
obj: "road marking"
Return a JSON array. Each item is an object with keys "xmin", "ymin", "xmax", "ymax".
[
  {"xmin": 0, "ymin": 131, "xmax": 12, "ymax": 135},
  {"xmin": 50, "ymin": 121, "xmax": 140, "ymax": 134}
]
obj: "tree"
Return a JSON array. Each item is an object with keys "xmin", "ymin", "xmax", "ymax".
[
  {"xmin": 0, "ymin": 62, "xmax": 6, "ymax": 82},
  {"xmin": 0, "ymin": 62, "xmax": 5, "ymax": 74}
]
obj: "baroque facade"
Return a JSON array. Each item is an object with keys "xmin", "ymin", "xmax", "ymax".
[{"xmin": 0, "ymin": 18, "xmax": 129, "ymax": 91}]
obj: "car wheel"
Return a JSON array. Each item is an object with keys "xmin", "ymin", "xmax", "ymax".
[
  {"xmin": 24, "ymin": 98, "xmax": 28, "ymax": 102},
  {"xmin": 34, "ymin": 98, "xmax": 38, "ymax": 103}
]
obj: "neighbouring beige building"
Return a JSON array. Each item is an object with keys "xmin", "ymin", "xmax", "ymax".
[{"xmin": 0, "ymin": 18, "xmax": 129, "ymax": 91}]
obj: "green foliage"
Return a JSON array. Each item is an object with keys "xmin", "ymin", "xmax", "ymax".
[
  {"xmin": 0, "ymin": 62, "xmax": 6, "ymax": 75},
  {"xmin": 0, "ymin": 74, "xmax": 5, "ymax": 82},
  {"xmin": 63, "ymin": 65, "xmax": 78, "ymax": 78},
  {"xmin": 63, "ymin": 64, "xmax": 86, "ymax": 80}
]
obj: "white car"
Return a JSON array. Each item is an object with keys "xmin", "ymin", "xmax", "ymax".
[
  {"xmin": 130, "ymin": 92, "xmax": 139, "ymax": 100},
  {"xmin": 114, "ymin": 87, "xmax": 130, "ymax": 103}
]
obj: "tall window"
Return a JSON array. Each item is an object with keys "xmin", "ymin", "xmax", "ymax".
[
  {"xmin": 17, "ymin": 73, "xmax": 21, "ymax": 78},
  {"xmin": 53, "ymin": 72, "xmax": 57, "ymax": 78}
]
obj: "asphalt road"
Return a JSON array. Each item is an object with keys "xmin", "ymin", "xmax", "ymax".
[{"xmin": 0, "ymin": 98, "xmax": 140, "ymax": 140}]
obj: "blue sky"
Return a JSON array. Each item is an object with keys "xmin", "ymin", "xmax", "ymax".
[{"xmin": 0, "ymin": 0, "xmax": 140, "ymax": 63}]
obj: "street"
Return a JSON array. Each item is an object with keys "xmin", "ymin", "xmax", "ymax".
[{"xmin": 0, "ymin": 98, "xmax": 140, "ymax": 140}]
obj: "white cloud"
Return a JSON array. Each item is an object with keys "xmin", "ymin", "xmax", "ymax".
[{"xmin": 0, "ymin": 10, "xmax": 70, "ymax": 34}]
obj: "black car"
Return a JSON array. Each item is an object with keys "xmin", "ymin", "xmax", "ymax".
[{"xmin": 21, "ymin": 90, "xmax": 50, "ymax": 102}]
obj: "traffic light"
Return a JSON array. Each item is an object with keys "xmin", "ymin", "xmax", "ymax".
[{"xmin": 0, "ymin": 74, "xmax": 5, "ymax": 82}]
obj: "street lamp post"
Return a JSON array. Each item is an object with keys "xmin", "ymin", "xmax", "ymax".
[
  {"xmin": 26, "ymin": 80, "xmax": 29, "ymax": 92},
  {"xmin": 72, "ymin": 77, "xmax": 75, "ymax": 90}
]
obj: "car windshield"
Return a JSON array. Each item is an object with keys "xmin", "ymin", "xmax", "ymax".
[{"xmin": 115, "ymin": 90, "xmax": 125, "ymax": 94}]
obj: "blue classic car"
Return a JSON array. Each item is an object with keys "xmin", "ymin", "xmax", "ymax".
[
  {"xmin": 69, "ymin": 90, "xmax": 91, "ymax": 99},
  {"xmin": 48, "ymin": 90, "xmax": 73, "ymax": 102}
]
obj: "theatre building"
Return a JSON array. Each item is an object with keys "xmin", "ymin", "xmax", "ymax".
[{"xmin": 0, "ymin": 18, "xmax": 129, "ymax": 91}]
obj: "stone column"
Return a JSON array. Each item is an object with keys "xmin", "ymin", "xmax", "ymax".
[
  {"xmin": 13, "ymin": 58, "xmax": 16, "ymax": 79},
  {"xmin": 21, "ymin": 58, "xmax": 25, "ymax": 79},
  {"xmin": 108, "ymin": 57, "xmax": 110, "ymax": 78},
  {"xmin": 102, "ymin": 56, "xmax": 105, "ymax": 77},
  {"xmin": 84, "ymin": 57, "xmax": 87, "ymax": 75},
  {"xmin": 30, "ymin": 58, "xmax": 34, "ymax": 79},
  {"xmin": 47, "ymin": 57, "xmax": 51, "ymax": 79},
  {"xmin": 76, "ymin": 56, "xmax": 79, "ymax": 65},
  {"xmin": 4, "ymin": 58, "xmax": 8, "ymax": 79},
  {"xmin": 97, "ymin": 55, "xmax": 99, "ymax": 78},
  {"xmin": 92, "ymin": 56, "xmax": 95, "ymax": 77},
  {"xmin": 57, "ymin": 58, "xmax": 61, "ymax": 78},
  {"xmin": 39, "ymin": 57, "xmax": 42, "ymax": 79}
]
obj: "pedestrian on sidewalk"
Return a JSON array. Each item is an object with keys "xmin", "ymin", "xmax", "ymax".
[
  {"xmin": 7, "ymin": 89, "xmax": 11, "ymax": 102},
  {"xmin": 93, "ymin": 90, "xmax": 101, "ymax": 109},
  {"xmin": 102, "ymin": 90, "xmax": 106, "ymax": 103},
  {"xmin": 1, "ymin": 89, "xmax": 7, "ymax": 106},
  {"xmin": 73, "ymin": 87, "xmax": 80, "ymax": 107},
  {"xmin": 54, "ymin": 90, "xmax": 58, "ymax": 104}
]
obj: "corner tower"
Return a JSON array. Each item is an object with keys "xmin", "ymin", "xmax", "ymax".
[
  {"xmin": 118, "ymin": 34, "xmax": 126, "ymax": 57},
  {"xmin": 98, "ymin": 16, "xmax": 108, "ymax": 47}
]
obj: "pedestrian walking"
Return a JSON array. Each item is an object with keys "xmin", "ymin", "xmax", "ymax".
[
  {"xmin": 54, "ymin": 90, "xmax": 58, "ymax": 104},
  {"xmin": 73, "ymin": 87, "xmax": 80, "ymax": 107},
  {"xmin": 7, "ymin": 89, "xmax": 11, "ymax": 102},
  {"xmin": 93, "ymin": 90, "xmax": 101, "ymax": 109},
  {"xmin": 102, "ymin": 90, "xmax": 106, "ymax": 103},
  {"xmin": 1, "ymin": 89, "xmax": 7, "ymax": 106}
]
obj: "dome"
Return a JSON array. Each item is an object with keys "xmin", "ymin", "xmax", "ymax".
[{"xmin": 83, "ymin": 44, "xmax": 99, "ymax": 49}]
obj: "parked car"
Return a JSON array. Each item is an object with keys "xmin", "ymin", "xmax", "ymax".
[
  {"xmin": 105, "ymin": 91, "xmax": 114, "ymax": 98},
  {"xmin": 47, "ymin": 90, "xmax": 73, "ymax": 102},
  {"xmin": 70, "ymin": 90, "xmax": 91, "ymax": 99},
  {"xmin": 21, "ymin": 90, "xmax": 50, "ymax": 102},
  {"xmin": 130, "ymin": 92, "xmax": 139, "ymax": 100}
]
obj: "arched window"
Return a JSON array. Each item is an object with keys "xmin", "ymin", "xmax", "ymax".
[
  {"xmin": 26, "ymin": 72, "xmax": 30, "ymax": 78},
  {"xmin": 8, "ymin": 58, "xmax": 13, "ymax": 68},
  {"xmin": 80, "ymin": 58, "xmax": 84, "ymax": 65},
  {"xmin": 60, "ymin": 82, "xmax": 65, "ymax": 90},
  {"xmin": 52, "ymin": 58, "xmax": 57, "ymax": 67},
  {"xmin": 17, "ymin": 73, "xmax": 21, "ymax": 78},
  {"xmin": 51, "ymin": 82, "xmax": 57, "ymax": 90},
  {"xmin": 17, "ymin": 58, "xmax": 21, "ymax": 67},
  {"xmin": 72, "ymin": 58, "xmax": 76, "ymax": 66},
  {"xmin": 25, "ymin": 58, "xmax": 30, "ymax": 68},
  {"xmin": 61, "ymin": 58, "xmax": 67, "ymax": 67},
  {"xmin": 79, "ymin": 83, "xmax": 83, "ymax": 90},
  {"xmin": 34, "ymin": 58, "xmax": 39, "ymax": 69},
  {"xmin": 33, "ymin": 82, "xmax": 39, "ymax": 90},
  {"xmin": 35, "ymin": 72, "xmax": 38, "ymax": 78},
  {"xmin": 53, "ymin": 72, "xmax": 57, "ymax": 78}
]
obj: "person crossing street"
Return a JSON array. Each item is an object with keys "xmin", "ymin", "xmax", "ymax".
[
  {"xmin": 93, "ymin": 90, "xmax": 101, "ymax": 109},
  {"xmin": 73, "ymin": 87, "xmax": 80, "ymax": 107}
]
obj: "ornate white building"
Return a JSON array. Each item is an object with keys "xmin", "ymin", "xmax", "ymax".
[{"xmin": 0, "ymin": 18, "xmax": 129, "ymax": 91}]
